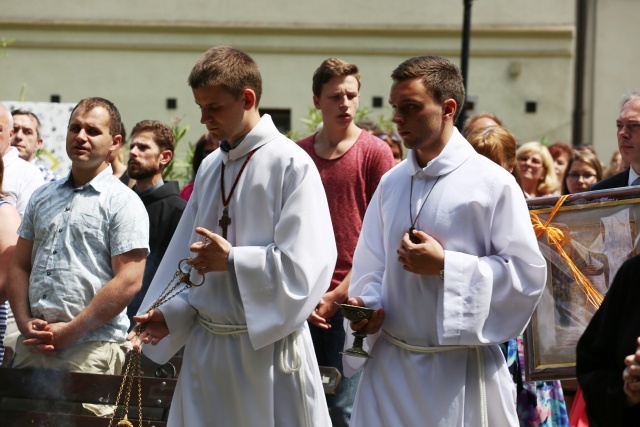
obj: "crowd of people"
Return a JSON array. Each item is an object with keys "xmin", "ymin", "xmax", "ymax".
[{"xmin": 0, "ymin": 45, "xmax": 640, "ymax": 426}]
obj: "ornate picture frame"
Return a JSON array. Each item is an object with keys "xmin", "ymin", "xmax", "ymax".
[{"xmin": 524, "ymin": 187, "xmax": 640, "ymax": 381}]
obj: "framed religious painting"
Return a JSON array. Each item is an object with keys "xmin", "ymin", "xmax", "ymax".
[{"xmin": 523, "ymin": 187, "xmax": 640, "ymax": 381}]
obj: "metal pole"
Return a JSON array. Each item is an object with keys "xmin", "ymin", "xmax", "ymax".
[
  {"xmin": 456, "ymin": 0, "xmax": 474, "ymax": 130},
  {"xmin": 572, "ymin": 0, "xmax": 587, "ymax": 146}
]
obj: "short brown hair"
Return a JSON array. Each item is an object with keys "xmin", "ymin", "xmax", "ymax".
[
  {"xmin": 69, "ymin": 97, "xmax": 122, "ymax": 137},
  {"xmin": 391, "ymin": 56, "xmax": 465, "ymax": 122},
  {"xmin": 188, "ymin": 46, "xmax": 262, "ymax": 106},
  {"xmin": 118, "ymin": 121, "xmax": 127, "ymax": 147},
  {"xmin": 131, "ymin": 120, "xmax": 176, "ymax": 153},
  {"xmin": 312, "ymin": 58, "xmax": 360, "ymax": 97}
]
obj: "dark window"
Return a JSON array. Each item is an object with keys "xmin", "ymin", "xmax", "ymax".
[
  {"xmin": 260, "ymin": 108, "xmax": 291, "ymax": 133},
  {"xmin": 525, "ymin": 101, "xmax": 537, "ymax": 113}
]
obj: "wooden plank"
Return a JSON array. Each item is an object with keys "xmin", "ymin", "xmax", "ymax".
[
  {"xmin": 1, "ymin": 410, "xmax": 167, "ymax": 427},
  {"xmin": 0, "ymin": 368, "xmax": 176, "ymax": 407}
]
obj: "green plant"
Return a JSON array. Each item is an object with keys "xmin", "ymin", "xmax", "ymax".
[
  {"xmin": 375, "ymin": 108, "xmax": 396, "ymax": 132},
  {"xmin": 18, "ymin": 83, "xmax": 26, "ymax": 101},
  {"xmin": 300, "ymin": 108, "xmax": 323, "ymax": 135},
  {"xmin": 36, "ymin": 148, "xmax": 61, "ymax": 170},
  {"xmin": 1, "ymin": 37, "xmax": 15, "ymax": 58},
  {"xmin": 354, "ymin": 104, "xmax": 373, "ymax": 125},
  {"xmin": 299, "ymin": 104, "xmax": 396, "ymax": 135},
  {"xmin": 162, "ymin": 117, "xmax": 193, "ymax": 186},
  {"xmin": 284, "ymin": 129, "xmax": 302, "ymax": 142}
]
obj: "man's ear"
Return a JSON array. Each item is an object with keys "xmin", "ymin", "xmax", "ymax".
[
  {"xmin": 442, "ymin": 99, "xmax": 457, "ymax": 121},
  {"xmin": 36, "ymin": 138, "xmax": 44, "ymax": 151},
  {"xmin": 159, "ymin": 150, "xmax": 173, "ymax": 169},
  {"xmin": 313, "ymin": 95, "xmax": 321, "ymax": 110},
  {"xmin": 110, "ymin": 134, "xmax": 122, "ymax": 151},
  {"xmin": 242, "ymin": 89, "xmax": 257, "ymax": 111}
]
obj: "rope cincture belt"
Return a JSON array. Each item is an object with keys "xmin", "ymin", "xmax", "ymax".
[
  {"xmin": 382, "ymin": 329, "xmax": 488, "ymax": 427},
  {"xmin": 197, "ymin": 315, "xmax": 311, "ymax": 427},
  {"xmin": 198, "ymin": 315, "xmax": 248, "ymax": 335}
]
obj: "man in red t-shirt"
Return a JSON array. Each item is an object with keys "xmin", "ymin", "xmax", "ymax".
[{"xmin": 297, "ymin": 58, "xmax": 394, "ymax": 427}]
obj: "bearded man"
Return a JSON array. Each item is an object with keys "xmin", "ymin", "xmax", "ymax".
[{"xmin": 126, "ymin": 120, "xmax": 186, "ymax": 327}]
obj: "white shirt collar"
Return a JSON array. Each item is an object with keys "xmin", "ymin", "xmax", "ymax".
[
  {"xmin": 406, "ymin": 127, "xmax": 475, "ymax": 177},
  {"xmin": 1, "ymin": 146, "xmax": 20, "ymax": 166}
]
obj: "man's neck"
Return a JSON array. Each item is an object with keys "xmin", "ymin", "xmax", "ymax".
[
  {"xmin": 110, "ymin": 160, "xmax": 127, "ymax": 177},
  {"xmin": 414, "ymin": 126, "xmax": 453, "ymax": 168},
  {"xmin": 135, "ymin": 173, "xmax": 164, "ymax": 193},
  {"xmin": 521, "ymin": 180, "xmax": 539, "ymax": 198},
  {"xmin": 228, "ymin": 111, "xmax": 261, "ymax": 145},
  {"xmin": 71, "ymin": 163, "xmax": 109, "ymax": 187},
  {"xmin": 313, "ymin": 123, "xmax": 361, "ymax": 160}
]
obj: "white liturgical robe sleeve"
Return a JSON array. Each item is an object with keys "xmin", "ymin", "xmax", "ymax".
[{"xmin": 233, "ymin": 160, "xmax": 337, "ymax": 350}]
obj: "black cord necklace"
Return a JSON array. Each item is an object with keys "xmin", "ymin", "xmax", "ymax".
[{"xmin": 408, "ymin": 175, "xmax": 440, "ymax": 243}]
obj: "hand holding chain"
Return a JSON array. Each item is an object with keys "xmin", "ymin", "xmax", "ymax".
[{"xmin": 109, "ymin": 258, "xmax": 205, "ymax": 426}]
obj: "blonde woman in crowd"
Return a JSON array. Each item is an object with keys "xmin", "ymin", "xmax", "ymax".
[{"xmin": 516, "ymin": 141, "xmax": 560, "ymax": 197}]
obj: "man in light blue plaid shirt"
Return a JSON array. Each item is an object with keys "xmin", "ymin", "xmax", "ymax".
[{"xmin": 7, "ymin": 97, "xmax": 149, "ymax": 375}]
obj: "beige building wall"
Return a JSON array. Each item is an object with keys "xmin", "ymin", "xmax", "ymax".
[
  {"xmin": 1, "ymin": 1, "xmax": 576, "ymax": 169},
  {"xmin": 583, "ymin": 0, "xmax": 640, "ymax": 164}
]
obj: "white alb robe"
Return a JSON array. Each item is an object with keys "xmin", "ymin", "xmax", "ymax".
[
  {"xmin": 139, "ymin": 115, "xmax": 337, "ymax": 427},
  {"xmin": 345, "ymin": 128, "xmax": 547, "ymax": 427}
]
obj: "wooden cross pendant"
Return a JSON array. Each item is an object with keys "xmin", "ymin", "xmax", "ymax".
[
  {"xmin": 409, "ymin": 226, "xmax": 420, "ymax": 244},
  {"xmin": 219, "ymin": 207, "xmax": 231, "ymax": 239}
]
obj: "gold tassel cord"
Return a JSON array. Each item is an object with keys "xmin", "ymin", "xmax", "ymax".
[{"xmin": 530, "ymin": 195, "xmax": 604, "ymax": 309}]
